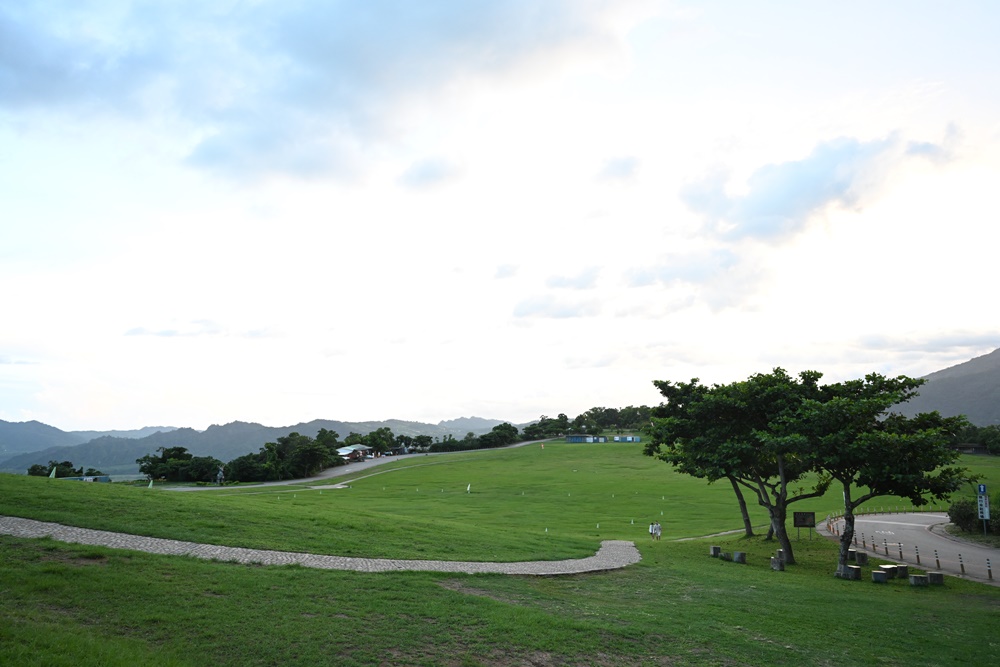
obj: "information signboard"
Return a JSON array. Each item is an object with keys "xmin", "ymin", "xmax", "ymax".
[
  {"xmin": 793, "ymin": 512, "xmax": 816, "ymax": 528},
  {"xmin": 979, "ymin": 494, "xmax": 991, "ymax": 521}
]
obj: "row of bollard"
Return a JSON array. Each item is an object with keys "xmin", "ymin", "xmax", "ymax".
[{"xmin": 843, "ymin": 526, "xmax": 994, "ymax": 580}]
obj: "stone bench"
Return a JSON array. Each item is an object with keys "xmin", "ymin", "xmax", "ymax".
[
  {"xmin": 879, "ymin": 565, "xmax": 898, "ymax": 579},
  {"xmin": 710, "ymin": 546, "xmax": 721, "ymax": 558},
  {"xmin": 872, "ymin": 569, "xmax": 888, "ymax": 583},
  {"xmin": 909, "ymin": 574, "xmax": 929, "ymax": 586},
  {"xmin": 836, "ymin": 564, "xmax": 861, "ymax": 579},
  {"xmin": 854, "ymin": 551, "xmax": 869, "ymax": 566},
  {"xmin": 895, "ymin": 564, "xmax": 908, "ymax": 578},
  {"xmin": 771, "ymin": 556, "xmax": 785, "ymax": 571},
  {"xmin": 928, "ymin": 571, "xmax": 945, "ymax": 585}
]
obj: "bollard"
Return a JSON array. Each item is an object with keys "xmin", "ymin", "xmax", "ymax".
[
  {"xmin": 988, "ymin": 559, "xmax": 993, "ymax": 581},
  {"xmin": 935, "ymin": 549, "xmax": 940, "ymax": 570},
  {"xmin": 853, "ymin": 533, "xmax": 857, "ymax": 546},
  {"xmin": 861, "ymin": 534, "xmax": 866, "ymax": 549},
  {"xmin": 915, "ymin": 545, "xmax": 921, "ymax": 565},
  {"xmin": 883, "ymin": 539, "xmax": 888, "ymax": 555},
  {"xmin": 898, "ymin": 543, "xmax": 903, "ymax": 560},
  {"xmin": 959, "ymin": 554, "xmax": 965, "ymax": 575}
]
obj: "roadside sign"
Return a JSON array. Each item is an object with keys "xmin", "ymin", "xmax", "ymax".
[
  {"xmin": 978, "ymin": 483, "xmax": 988, "ymax": 495},
  {"xmin": 979, "ymin": 494, "xmax": 991, "ymax": 521}
]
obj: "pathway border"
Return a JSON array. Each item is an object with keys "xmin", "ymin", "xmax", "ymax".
[{"xmin": 0, "ymin": 515, "xmax": 640, "ymax": 576}]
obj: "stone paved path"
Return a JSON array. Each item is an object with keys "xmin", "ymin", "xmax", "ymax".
[{"xmin": 0, "ymin": 515, "xmax": 640, "ymax": 575}]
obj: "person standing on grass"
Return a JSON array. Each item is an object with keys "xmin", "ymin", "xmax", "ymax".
[
  {"xmin": 649, "ymin": 522, "xmax": 655, "ymax": 540},
  {"xmin": 654, "ymin": 521, "xmax": 662, "ymax": 540}
]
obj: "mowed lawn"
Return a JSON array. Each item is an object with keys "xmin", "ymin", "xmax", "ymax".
[{"xmin": 1, "ymin": 443, "xmax": 998, "ymax": 666}]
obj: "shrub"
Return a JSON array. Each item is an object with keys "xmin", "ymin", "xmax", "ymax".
[{"xmin": 948, "ymin": 498, "xmax": 979, "ymax": 533}]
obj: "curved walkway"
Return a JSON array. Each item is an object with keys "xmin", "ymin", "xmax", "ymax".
[{"xmin": 0, "ymin": 515, "xmax": 641, "ymax": 576}]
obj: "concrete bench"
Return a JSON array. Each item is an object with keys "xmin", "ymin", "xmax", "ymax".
[
  {"xmin": 928, "ymin": 571, "xmax": 945, "ymax": 585},
  {"xmin": 895, "ymin": 564, "xmax": 908, "ymax": 578},
  {"xmin": 733, "ymin": 551, "xmax": 747, "ymax": 564},
  {"xmin": 909, "ymin": 574, "xmax": 929, "ymax": 587},
  {"xmin": 710, "ymin": 546, "xmax": 721, "ymax": 558},
  {"xmin": 872, "ymin": 570, "xmax": 888, "ymax": 583},
  {"xmin": 879, "ymin": 565, "xmax": 898, "ymax": 579},
  {"xmin": 854, "ymin": 551, "xmax": 869, "ymax": 566}
]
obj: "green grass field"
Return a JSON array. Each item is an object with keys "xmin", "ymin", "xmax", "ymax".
[{"xmin": 2, "ymin": 443, "xmax": 998, "ymax": 666}]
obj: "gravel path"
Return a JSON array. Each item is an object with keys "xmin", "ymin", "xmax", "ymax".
[{"xmin": 0, "ymin": 515, "xmax": 640, "ymax": 575}]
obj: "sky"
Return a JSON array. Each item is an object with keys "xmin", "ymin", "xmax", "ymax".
[{"xmin": 2, "ymin": 1, "xmax": 1000, "ymax": 432}]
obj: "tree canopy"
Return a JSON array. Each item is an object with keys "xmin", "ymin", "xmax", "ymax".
[{"xmin": 646, "ymin": 368, "xmax": 970, "ymax": 570}]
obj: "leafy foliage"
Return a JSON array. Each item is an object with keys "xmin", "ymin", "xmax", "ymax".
[
  {"xmin": 26, "ymin": 460, "xmax": 81, "ymax": 477},
  {"xmin": 948, "ymin": 498, "xmax": 980, "ymax": 532},
  {"xmin": 647, "ymin": 368, "xmax": 971, "ymax": 568}
]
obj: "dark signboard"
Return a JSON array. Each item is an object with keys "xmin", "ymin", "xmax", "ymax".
[{"xmin": 793, "ymin": 512, "xmax": 816, "ymax": 528}]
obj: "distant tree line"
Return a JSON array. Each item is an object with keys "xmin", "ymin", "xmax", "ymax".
[
  {"xmin": 36, "ymin": 405, "xmax": 653, "ymax": 483},
  {"xmin": 951, "ymin": 423, "xmax": 1000, "ymax": 454},
  {"xmin": 521, "ymin": 406, "xmax": 652, "ymax": 440},
  {"xmin": 429, "ymin": 423, "xmax": 520, "ymax": 452},
  {"xmin": 27, "ymin": 461, "xmax": 104, "ymax": 477}
]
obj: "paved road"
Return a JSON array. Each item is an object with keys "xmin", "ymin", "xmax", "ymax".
[{"xmin": 822, "ymin": 512, "xmax": 999, "ymax": 586}]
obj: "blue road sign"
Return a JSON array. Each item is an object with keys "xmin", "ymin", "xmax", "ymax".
[{"xmin": 979, "ymin": 483, "xmax": 988, "ymax": 495}]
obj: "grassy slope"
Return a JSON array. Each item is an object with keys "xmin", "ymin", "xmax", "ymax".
[{"xmin": 1, "ymin": 444, "xmax": 998, "ymax": 666}]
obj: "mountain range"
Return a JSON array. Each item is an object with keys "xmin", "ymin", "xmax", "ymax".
[
  {"xmin": 0, "ymin": 417, "xmax": 510, "ymax": 475},
  {"xmin": 3, "ymin": 347, "xmax": 997, "ymax": 475},
  {"xmin": 893, "ymin": 346, "xmax": 1000, "ymax": 426}
]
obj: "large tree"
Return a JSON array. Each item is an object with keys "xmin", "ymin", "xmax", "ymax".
[
  {"xmin": 794, "ymin": 374, "xmax": 970, "ymax": 575},
  {"xmin": 647, "ymin": 369, "xmax": 832, "ymax": 564},
  {"xmin": 646, "ymin": 379, "xmax": 758, "ymax": 537}
]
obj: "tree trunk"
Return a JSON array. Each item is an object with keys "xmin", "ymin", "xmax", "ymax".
[
  {"xmin": 769, "ymin": 504, "xmax": 795, "ymax": 564},
  {"xmin": 836, "ymin": 508, "xmax": 857, "ymax": 574},
  {"xmin": 836, "ymin": 481, "xmax": 858, "ymax": 576},
  {"xmin": 728, "ymin": 475, "xmax": 755, "ymax": 537}
]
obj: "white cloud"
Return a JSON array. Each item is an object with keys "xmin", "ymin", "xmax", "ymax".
[
  {"xmin": 681, "ymin": 132, "xmax": 956, "ymax": 242},
  {"xmin": 546, "ymin": 267, "xmax": 600, "ymax": 290},
  {"xmin": 512, "ymin": 295, "xmax": 601, "ymax": 319},
  {"xmin": 597, "ymin": 156, "xmax": 639, "ymax": 182}
]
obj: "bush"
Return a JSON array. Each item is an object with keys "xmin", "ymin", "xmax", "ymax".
[{"xmin": 948, "ymin": 498, "xmax": 979, "ymax": 533}]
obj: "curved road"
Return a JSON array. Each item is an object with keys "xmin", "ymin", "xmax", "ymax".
[{"xmin": 823, "ymin": 512, "xmax": 999, "ymax": 586}]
